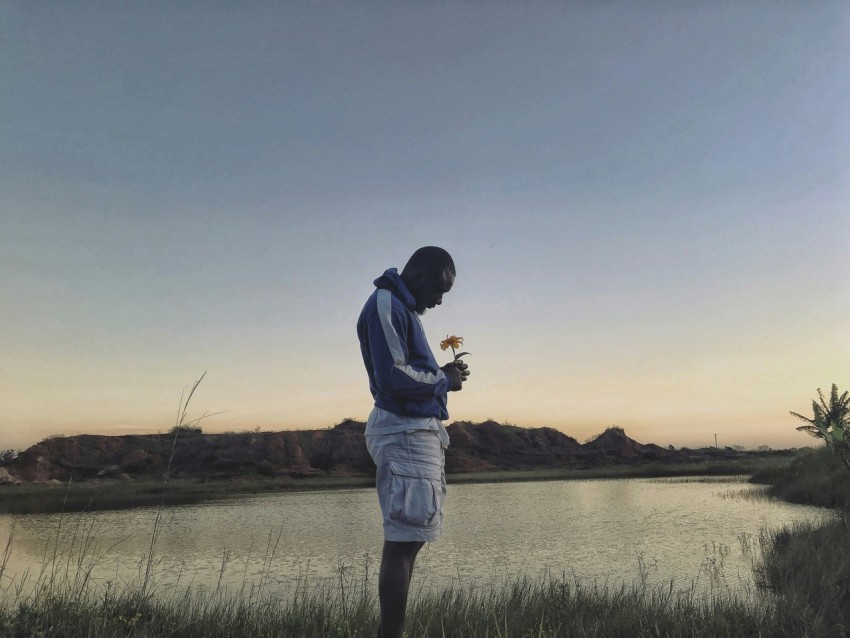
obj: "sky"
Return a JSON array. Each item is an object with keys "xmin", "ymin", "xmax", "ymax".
[{"xmin": 1, "ymin": 2, "xmax": 848, "ymax": 452}]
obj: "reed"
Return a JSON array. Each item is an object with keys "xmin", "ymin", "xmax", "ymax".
[
  {"xmin": 0, "ymin": 500, "xmax": 843, "ymax": 638},
  {"xmin": 0, "ymin": 553, "xmax": 778, "ymax": 638}
]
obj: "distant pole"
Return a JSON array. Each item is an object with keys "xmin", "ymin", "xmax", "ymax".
[{"xmin": 714, "ymin": 434, "xmax": 718, "ymax": 448}]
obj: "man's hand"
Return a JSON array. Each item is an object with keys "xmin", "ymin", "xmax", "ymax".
[{"xmin": 441, "ymin": 360, "xmax": 470, "ymax": 392}]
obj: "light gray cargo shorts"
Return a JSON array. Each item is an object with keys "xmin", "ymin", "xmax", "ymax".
[{"xmin": 366, "ymin": 429, "xmax": 447, "ymax": 542}]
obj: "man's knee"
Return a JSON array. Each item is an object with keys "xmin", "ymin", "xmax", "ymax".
[{"xmin": 384, "ymin": 540, "xmax": 425, "ymax": 565}]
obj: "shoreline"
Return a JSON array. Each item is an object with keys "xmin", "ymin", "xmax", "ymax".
[
  {"xmin": 0, "ymin": 456, "xmax": 790, "ymax": 515},
  {"xmin": 2, "ymin": 448, "xmax": 846, "ymax": 636}
]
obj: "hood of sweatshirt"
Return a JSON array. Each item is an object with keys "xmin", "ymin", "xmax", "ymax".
[{"xmin": 373, "ymin": 268, "xmax": 416, "ymax": 312}]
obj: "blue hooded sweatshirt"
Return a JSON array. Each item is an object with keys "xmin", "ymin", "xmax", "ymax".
[{"xmin": 357, "ymin": 268, "xmax": 450, "ymax": 436}]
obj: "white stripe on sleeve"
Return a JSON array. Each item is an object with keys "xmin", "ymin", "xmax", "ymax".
[{"xmin": 377, "ymin": 289, "xmax": 446, "ymax": 386}]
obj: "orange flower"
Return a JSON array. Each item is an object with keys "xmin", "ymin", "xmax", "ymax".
[
  {"xmin": 440, "ymin": 335, "xmax": 470, "ymax": 362},
  {"xmin": 440, "ymin": 335, "xmax": 463, "ymax": 351}
]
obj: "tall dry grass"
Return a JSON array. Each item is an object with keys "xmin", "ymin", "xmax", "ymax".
[{"xmin": 2, "ymin": 495, "xmax": 845, "ymax": 637}]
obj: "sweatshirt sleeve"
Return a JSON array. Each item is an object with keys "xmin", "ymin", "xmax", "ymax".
[{"xmin": 366, "ymin": 290, "xmax": 448, "ymax": 400}]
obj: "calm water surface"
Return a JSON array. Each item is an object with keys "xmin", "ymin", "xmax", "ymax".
[{"xmin": 0, "ymin": 478, "xmax": 832, "ymax": 599}]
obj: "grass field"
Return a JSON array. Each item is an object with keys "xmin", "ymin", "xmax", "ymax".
[
  {"xmin": 0, "ymin": 563, "xmax": 777, "ymax": 637},
  {"xmin": 0, "ymin": 518, "xmax": 845, "ymax": 637}
]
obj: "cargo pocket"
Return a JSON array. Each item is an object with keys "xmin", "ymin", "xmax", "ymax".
[{"xmin": 387, "ymin": 460, "xmax": 442, "ymax": 527}]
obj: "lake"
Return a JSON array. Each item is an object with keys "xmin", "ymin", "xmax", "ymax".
[{"xmin": 0, "ymin": 477, "xmax": 832, "ymax": 601}]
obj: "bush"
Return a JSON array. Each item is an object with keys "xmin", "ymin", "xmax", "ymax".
[
  {"xmin": 169, "ymin": 424, "xmax": 203, "ymax": 436},
  {"xmin": 751, "ymin": 446, "xmax": 850, "ymax": 509}
]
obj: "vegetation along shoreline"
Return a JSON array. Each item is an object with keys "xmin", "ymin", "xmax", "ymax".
[
  {"xmin": 0, "ymin": 446, "xmax": 844, "ymax": 637},
  {"xmin": 1, "ymin": 419, "xmax": 795, "ymax": 515},
  {"xmin": 2, "ymin": 385, "xmax": 848, "ymax": 636}
]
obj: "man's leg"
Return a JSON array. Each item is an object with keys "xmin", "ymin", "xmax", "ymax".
[{"xmin": 377, "ymin": 540, "xmax": 424, "ymax": 638}]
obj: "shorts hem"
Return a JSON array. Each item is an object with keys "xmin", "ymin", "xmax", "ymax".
[{"xmin": 384, "ymin": 526, "xmax": 443, "ymax": 542}]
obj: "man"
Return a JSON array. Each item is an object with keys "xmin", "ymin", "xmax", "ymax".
[{"xmin": 357, "ymin": 246, "xmax": 469, "ymax": 638}]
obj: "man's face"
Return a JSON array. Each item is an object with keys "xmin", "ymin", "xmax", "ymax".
[{"xmin": 414, "ymin": 268, "xmax": 455, "ymax": 315}]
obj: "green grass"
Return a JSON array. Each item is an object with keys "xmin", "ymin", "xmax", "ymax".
[
  {"xmin": 0, "ymin": 570, "xmax": 781, "ymax": 638},
  {"xmin": 755, "ymin": 518, "xmax": 850, "ymax": 635},
  {"xmin": 449, "ymin": 456, "xmax": 791, "ymax": 485},
  {"xmin": 0, "ymin": 526, "xmax": 838, "ymax": 638}
]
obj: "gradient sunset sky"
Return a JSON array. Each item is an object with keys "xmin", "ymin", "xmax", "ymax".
[{"xmin": 2, "ymin": 2, "xmax": 848, "ymax": 452}]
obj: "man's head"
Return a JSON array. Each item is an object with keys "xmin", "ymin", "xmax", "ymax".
[{"xmin": 400, "ymin": 246, "xmax": 456, "ymax": 315}]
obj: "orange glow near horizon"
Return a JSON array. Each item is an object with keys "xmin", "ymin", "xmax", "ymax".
[{"xmin": 1, "ymin": 3, "xmax": 848, "ymax": 456}]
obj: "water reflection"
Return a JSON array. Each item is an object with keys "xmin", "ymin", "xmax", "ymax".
[{"xmin": 0, "ymin": 478, "xmax": 832, "ymax": 600}]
